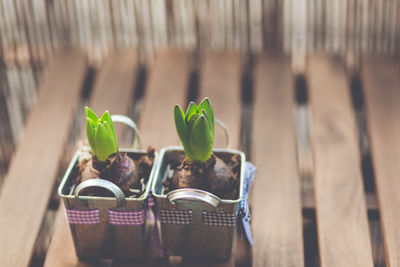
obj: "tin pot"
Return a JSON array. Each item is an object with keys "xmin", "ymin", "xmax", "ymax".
[
  {"xmin": 58, "ymin": 116, "xmax": 157, "ymax": 260},
  {"xmin": 151, "ymin": 146, "xmax": 245, "ymax": 260}
]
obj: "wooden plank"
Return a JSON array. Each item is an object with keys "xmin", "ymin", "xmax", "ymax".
[
  {"xmin": 139, "ymin": 50, "xmax": 190, "ymax": 149},
  {"xmin": 0, "ymin": 49, "xmax": 87, "ymax": 267},
  {"xmin": 302, "ymin": 190, "xmax": 378, "ymax": 211},
  {"xmin": 307, "ymin": 55, "xmax": 373, "ymax": 267},
  {"xmin": 361, "ymin": 57, "xmax": 400, "ymax": 267},
  {"xmin": 44, "ymin": 50, "xmax": 139, "ymax": 267},
  {"xmin": 198, "ymin": 52, "xmax": 241, "ymax": 148},
  {"xmin": 251, "ymin": 54, "xmax": 304, "ymax": 266},
  {"xmin": 85, "ymin": 50, "xmax": 139, "ymax": 125},
  {"xmin": 184, "ymin": 52, "xmax": 243, "ymax": 266}
]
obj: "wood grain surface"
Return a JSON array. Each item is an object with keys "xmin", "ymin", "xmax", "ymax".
[
  {"xmin": 139, "ymin": 50, "xmax": 190, "ymax": 149},
  {"xmin": 86, "ymin": 50, "xmax": 140, "ymax": 140},
  {"xmin": 362, "ymin": 57, "xmax": 400, "ymax": 267},
  {"xmin": 3, "ymin": 50, "xmax": 396, "ymax": 267},
  {"xmin": 251, "ymin": 54, "xmax": 304, "ymax": 267},
  {"xmin": 198, "ymin": 52, "xmax": 242, "ymax": 149},
  {"xmin": 307, "ymin": 55, "xmax": 373, "ymax": 267},
  {"xmin": 0, "ymin": 50, "xmax": 88, "ymax": 267},
  {"xmin": 44, "ymin": 50, "xmax": 139, "ymax": 267}
]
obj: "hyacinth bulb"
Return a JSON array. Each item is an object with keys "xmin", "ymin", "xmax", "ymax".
[
  {"xmin": 85, "ymin": 106, "xmax": 118, "ymax": 162},
  {"xmin": 174, "ymin": 97, "xmax": 215, "ymax": 163}
]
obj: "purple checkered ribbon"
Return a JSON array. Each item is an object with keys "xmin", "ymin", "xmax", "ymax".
[
  {"xmin": 202, "ymin": 211, "xmax": 237, "ymax": 227},
  {"xmin": 65, "ymin": 208, "xmax": 100, "ymax": 225},
  {"xmin": 108, "ymin": 209, "xmax": 145, "ymax": 226},
  {"xmin": 147, "ymin": 193, "xmax": 155, "ymax": 207},
  {"xmin": 158, "ymin": 209, "xmax": 193, "ymax": 224}
]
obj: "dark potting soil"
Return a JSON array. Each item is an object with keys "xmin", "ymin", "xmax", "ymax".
[
  {"xmin": 163, "ymin": 152, "xmax": 241, "ymax": 200},
  {"xmin": 73, "ymin": 147, "xmax": 155, "ymax": 198}
]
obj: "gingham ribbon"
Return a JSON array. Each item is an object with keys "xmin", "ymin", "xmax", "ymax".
[
  {"xmin": 158, "ymin": 209, "xmax": 193, "ymax": 224},
  {"xmin": 108, "ymin": 209, "xmax": 145, "ymax": 226},
  {"xmin": 202, "ymin": 211, "xmax": 237, "ymax": 227},
  {"xmin": 65, "ymin": 208, "xmax": 100, "ymax": 225},
  {"xmin": 147, "ymin": 193, "xmax": 155, "ymax": 207}
]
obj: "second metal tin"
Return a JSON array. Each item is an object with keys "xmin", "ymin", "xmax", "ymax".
[{"xmin": 151, "ymin": 146, "xmax": 245, "ymax": 260}]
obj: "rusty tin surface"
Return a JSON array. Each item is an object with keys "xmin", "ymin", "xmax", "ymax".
[{"xmin": 151, "ymin": 146, "xmax": 245, "ymax": 260}]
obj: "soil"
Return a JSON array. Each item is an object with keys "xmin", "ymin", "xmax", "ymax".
[
  {"xmin": 74, "ymin": 147, "xmax": 155, "ymax": 198},
  {"xmin": 163, "ymin": 152, "xmax": 241, "ymax": 200}
]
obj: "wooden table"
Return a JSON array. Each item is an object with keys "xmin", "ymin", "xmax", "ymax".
[{"xmin": 0, "ymin": 49, "xmax": 398, "ymax": 267}]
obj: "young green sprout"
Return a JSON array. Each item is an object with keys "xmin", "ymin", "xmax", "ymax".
[
  {"xmin": 85, "ymin": 106, "xmax": 118, "ymax": 161},
  {"xmin": 174, "ymin": 97, "xmax": 215, "ymax": 163}
]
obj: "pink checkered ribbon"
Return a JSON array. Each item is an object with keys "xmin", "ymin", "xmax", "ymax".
[
  {"xmin": 202, "ymin": 211, "xmax": 237, "ymax": 227},
  {"xmin": 65, "ymin": 209, "xmax": 100, "ymax": 225},
  {"xmin": 108, "ymin": 209, "xmax": 146, "ymax": 226},
  {"xmin": 158, "ymin": 209, "xmax": 193, "ymax": 224}
]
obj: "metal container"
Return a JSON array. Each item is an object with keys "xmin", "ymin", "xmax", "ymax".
[
  {"xmin": 58, "ymin": 147, "xmax": 157, "ymax": 260},
  {"xmin": 151, "ymin": 146, "xmax": 245, "ymax": 260}
]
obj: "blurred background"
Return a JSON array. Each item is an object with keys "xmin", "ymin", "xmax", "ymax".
[
  {"xmin": 0, "ymin": 1, "xmax": 398, "ymax": 265},
  {"xmin": 0, "ymin": 0, "xmax": 399, "ymax": 179}
]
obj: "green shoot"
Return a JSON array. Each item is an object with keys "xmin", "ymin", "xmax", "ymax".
[
  {"xmin": 174, "ymin": 97, "xmax": 214, "ymax": 163},
  {"xmin": 85, "ymin": 106, "xmax": 118, "ymax": 161}
]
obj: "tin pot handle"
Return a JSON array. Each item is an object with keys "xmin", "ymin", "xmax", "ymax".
[
  {"xmin": 166, "ymin": 188, "xmax": 222, "ymax": 209},
  {"xmin": 111, "ymin": 115, "xmax": 142, "ymax": 149},
  {"xmin": 74, "ymin": 179, "xmax": 126, "ymax": 208},
  {"xmin": 215, "ymin": 118, "xmax": 231, "ymax": 149}
]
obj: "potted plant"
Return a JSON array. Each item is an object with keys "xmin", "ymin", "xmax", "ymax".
[
  {"xmin": 58, "ymin": 107, "xmax": 157, "ymax": 260},
  {"xmin": 151, "ymin": 98, "xmax": 247, "ymax": 260}
]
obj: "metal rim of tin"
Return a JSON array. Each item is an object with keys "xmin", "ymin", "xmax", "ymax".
[{"xmin": 58, "ymin": 147, "xmax": 158, "ymax": 202}]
